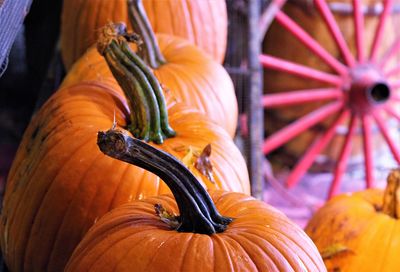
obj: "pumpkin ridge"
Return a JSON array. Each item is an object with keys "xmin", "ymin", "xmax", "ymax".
[
  {"xmin": 210, "ymin": 234, "xmax": 235, "ymax": 271},
  {"xmin": 89, "ymin": 229, "xmax": 154, "ymax": 271},
  {"xmin": 91, "ymin": 0, "xmax": 105, "ymax": 53},
  {"xmin": 165, "ymin": 0, "xmax": 177, "ymax": 40},
  {"xmin": 175, "ymin": 233, "xmax": 195, "ymax": 272},
  {"xmin": 110, "ymin": 232, "xmax": 165, "ymax": 272},
  {"xmin": 169, "ymin": 64, "xmax": 211, "ymax": 113},
  {"xmin": 64, "ymin": 0, "xmax": 83, "ymax": 69},
  {"xmin": 236, "ymin": 231, "xmax": 285, "ymax": 271},
  {"xmin": 107, "ymin": 163, "xmax": 135, "ymax": 210},
  {"xmin": 222, "ymin": 234, "xmax": 260, "ymax": 271},
  {"xmin": 250, "ymin": 218, "xmax": 319, "ymax": 267},
  {"xmin": 154, "ymin": 67, "xmax": 201, "ymax": 112},
  {"xmin": 21, "ymin": 136, "xmax": 100, "ymax": 270},
  {"xmin": 140, "ymin": 232, "xmax": 181, "ymax": 271},
  {"xmin": 6, "ymin": 117, "xmax": 94, "ymax": 193},
  {"xmin": 196, "ymin": 67, "xmax": 230, "ymax": 124},
  {"xmin": 44, "ymin": 152, "xmax": 105, "ymax": 271},
  {"xmin": 4, "ymin": 125, "xmax": 95, "ymax": 230},
  {"xmin": 72, "ymin": 0, "xmax": 91, "ymax": 68},
  {"xmin": 185, "ymin": 0, "xmax": 201, "ymax": 54},
  {"xmin": 258, "ymin": 227, "xmax": 311, "ymax": 271},
  {"xmin": 377, "ymin": 220, "xmax": 397, "ymax": 272},
  {"xmin": 207, "ymin": 0, "xmax": 218, "ymax": 60}
]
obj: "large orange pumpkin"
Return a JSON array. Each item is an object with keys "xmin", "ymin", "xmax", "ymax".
[
  {"xmin": 65, "ymin": 129, "xmax": 326, "ymax": 272},
  {"xmin": 62, "ymin": 9, "xmax": 238, "ymax": 137},
  {"xmin": 305, "ymin": 170, "xmax": 400, "ymax": 271},
  {"xmin": 0, "ymin": 28, "xmax": 249, "ymax": 271},
  {"xmin": 60, "ymin": 0, "xmax": 227, "ymax": 69}
]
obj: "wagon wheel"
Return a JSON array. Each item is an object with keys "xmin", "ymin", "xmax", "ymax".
[{"xmin": 260, "ymin": 0, "xmax": 400, "ymax": 199}]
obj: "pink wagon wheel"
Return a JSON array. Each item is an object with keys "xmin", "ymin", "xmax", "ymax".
[{"xmin": 260, "ymin": 0, "xmax": 400, "ymax": 199}]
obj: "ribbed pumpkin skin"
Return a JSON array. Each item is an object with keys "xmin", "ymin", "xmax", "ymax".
[
  {"xmin": 65, "ymin": 191, "xmax": 326, "ymax": 272},
  {"xmin": 305, "ymin": 189, "xmax": 400, "ymax": 271},
  {"xmin": 0, "ymin": 83, "xmax": 249, "ymax": 272},
  {"xmin": 62, "ymin": 34, "xmax": 238, "ymax": 137},
  {"xmin": 60, "ymin": 0, "xmax": 227, "ymax": 69}
]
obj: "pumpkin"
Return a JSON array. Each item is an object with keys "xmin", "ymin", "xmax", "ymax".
[
  {"xmin": 62, "ymin": 2, "xmax": 237, "ymax": 137},
  {"xmin": 64, "ymin": 129, "xmax": 326, "ymax": 272},
  {"xmin": 305, "ymin": 170, "xmax": 400, "ymax": 271},
  {"xmin": 60, "ymin": 0, "xmax": 227, "ymax": 69},
  {"xmin": 0, "ymin": 25, "xmax": 249, "ymax": 271}
]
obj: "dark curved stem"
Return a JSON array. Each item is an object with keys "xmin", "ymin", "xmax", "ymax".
[
  {"xmin": 127, "ymin": 0, "xmax": 166, "ymax": 69},
  {"xmin": 98, "ymin": 23, "xmax": 176, "ymax": 144},
  {"xmin": 97, "ymin": 129, "xmax": 232, "ymax": 234}
]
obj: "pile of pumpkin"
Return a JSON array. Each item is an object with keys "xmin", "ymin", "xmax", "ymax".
[{"xmin": 1, "ymin": 0, "xmax": 399, "ymax": 271}]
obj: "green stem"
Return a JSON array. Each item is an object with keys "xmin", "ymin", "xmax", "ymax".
[
  {"xmin": 120, "ymin": 42, "xmax": 175, "ymax": 138},
  {"xmin": 97, "ymin": 129, "xmax": 232, "ymax": 234},
  {"xmin": 98, "ymin": 23, "xmax": 175, "ymax": 144},
  {"xmin": 103, "ymin": 48, "xmax": 147, "ymax": 139},
  {"xmin": 127, "ymin": 0, "xmax": 166, "ymax": 69}
]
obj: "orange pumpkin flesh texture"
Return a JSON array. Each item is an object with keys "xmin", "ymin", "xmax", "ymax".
[
  {"xmin": 0, "ymin": 36, "xmax": 249, "ymax": 271},
  {"xmin": 66, "ymin": 192, "xmax": 325, "ymax": 272},
  {"xmin": 65, "ymin": 130, "xmax": 326, "ymax": 272},
  {"xmin": 60, "ymin": 0, "xmax": 227, "ymax": 69},
  {"xmin": 62, "ymin": 33, "xmax": 238, "ymax": 138},
  {"xmin": 305, "ymin": 170, "xmax": 400, "ymax": 271}
]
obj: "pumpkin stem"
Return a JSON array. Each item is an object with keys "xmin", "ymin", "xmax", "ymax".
[
  {"xmin": 98, "ymin": 23, "xmax": 175, "ymax": 144},
  {"xmin": 127, "ymin": 0, "xmax": 166, "ymax": 69},
  {"xmin": 382, "ymin": 169, "xmax": 400, "ymax": 219},
  {"xmin": 97, "ymin": 129, "xmax": 232, "ymax": 234}
]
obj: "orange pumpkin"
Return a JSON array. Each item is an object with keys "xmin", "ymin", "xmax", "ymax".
[
  {"xmin": 62, "ymin": 4, "xmax": 237, "ymax": 137},
  {"xmin": 60, "ymin": 0, "xmax": 227, "ymax": 69},
  {"xmin": 0, "ymin": 26, "xmax": 249, "ymax": 271},
  {"xmin": 306, "ymin": 170, "xmax": 400, "ymax": 271},
  {"xmin": 65, "ymin": 129, "xmax": 326, "ymax": 272}
]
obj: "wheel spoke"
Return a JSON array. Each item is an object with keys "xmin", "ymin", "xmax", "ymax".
[
  {"xmin": 389, "ymin": 80, "xmax": 400, "ymax": 89},
  {"xmin": 259, "ymin": 0, "xmax": 288, "ymax": 40},
  {"xmin": 379, "ymin": 36, "xmax": 400, "ymax": 67},
  {"xmin": 385, "ymin": 64, "xmax": 400, "ymax": 78},
  {"xmin": 286, "ymin": 110, "xmax": 349, "ymax": 188},
  {"xmin": 328, "ymin": 114, "xmax": 358, "ymax": 198},
  {"xmin": 373, "ymin": 111, "xmax": 400, "ymax": 163},
  {"xmin": 361, "ymin": 115, "xmax": 374, "ymax": 188},
  {"xmin": 314, "ymin": 0, "xmax": 355, "ymax": 66},
  {"xmin": 353, "ymin": 0, "xmax": 365, "ymax": 62},
  {"xmin": 260, "ymin": 54, "xmax": 343, "ymax": 85},
  {"xmin": 263, "ymin": 88, "xmax": 342, "ymax": 108},
  {"xmin": 385, "ymin": 105, "xmax": 400, "ymax": 121},
  {"xmin": 370, "ymin": 0, "xmax": 394, "ymax": 62},
  {"xmin": 275, "ymin": 11, "xmax": 347, "ymax": 75},
  {"xmin": 393, "ymin": 94, "xmax": 400, "ymax": 101},
  {"xmin": 263, "ymin": 101, "xmax": 343, "ymax": 154}
]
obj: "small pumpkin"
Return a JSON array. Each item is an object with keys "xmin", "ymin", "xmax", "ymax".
[
  {"xmin": 65, "ymin": 129, "xmax": 326, "ymax": 272},
  {"xmin": 62, "ymin": 2, "xmax": 237, "ymax": 137},
  {"xmin": 0, "ymin": 25, "xmax": 249, "ymax": 272},
  {"xmin": 60, "ymin": 0, "xmax": 227, "ymax": 69},
  {"xmin": 305, "ymin": 170, "xmax": 400, "ymax": 271}
]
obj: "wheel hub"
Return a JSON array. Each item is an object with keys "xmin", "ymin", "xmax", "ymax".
[{"xmin": 345, "ymin": 64, "xmax": 391, "ymax": 115}]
